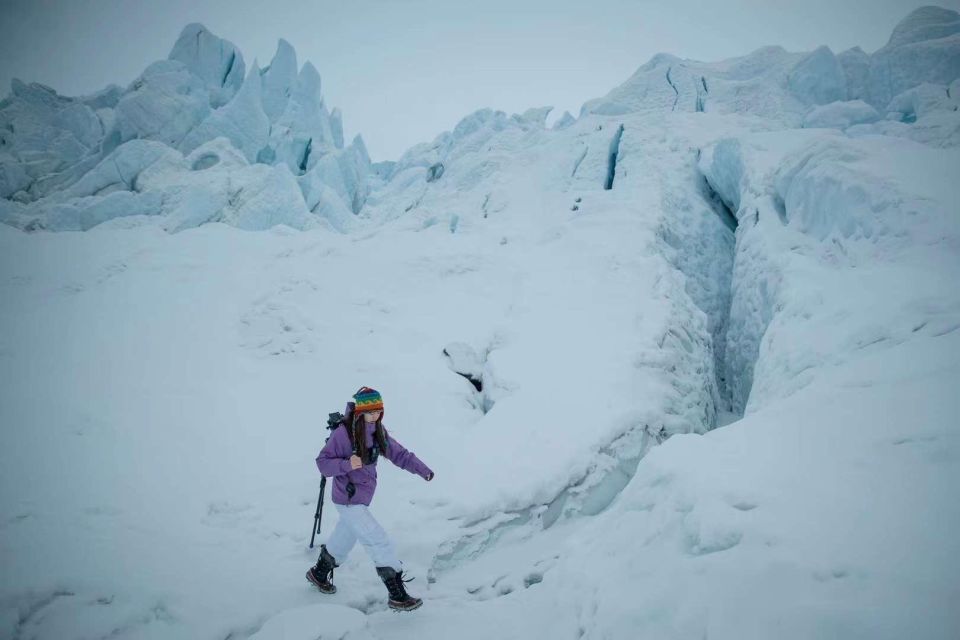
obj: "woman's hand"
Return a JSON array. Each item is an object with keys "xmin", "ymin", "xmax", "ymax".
[{"xmin": 350, "ymin": 455, "xmax": 362, "ymax": 470}]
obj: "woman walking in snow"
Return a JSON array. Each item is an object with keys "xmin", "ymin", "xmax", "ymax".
[{"xmin": 307, "ymin": 387, "xmax": 434, "ymax": 612}]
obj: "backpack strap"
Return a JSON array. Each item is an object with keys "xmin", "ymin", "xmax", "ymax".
[{"xmin": 341, "ymin": 402, "xmax": 358, "ymax": 455}]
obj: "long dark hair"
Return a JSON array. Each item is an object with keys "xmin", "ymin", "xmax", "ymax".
[{"xmin": 351, "ymin": 411, "xmax": 389, "ymax": 462}]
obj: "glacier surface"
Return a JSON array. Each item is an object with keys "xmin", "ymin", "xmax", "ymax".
[{"xmin": 1, "ymin": 6, "xmax": 959, "ymax": 640}]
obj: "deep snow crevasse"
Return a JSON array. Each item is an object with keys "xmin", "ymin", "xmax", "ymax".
[
  {"xmin": 695, "ymin": 149, "xmax": 776, "ymax": 416},
  {"xmin": 603, "ymin": 125, "xmax": 625, "ymax": 190},
  {"xmin": 691, "ymin": 158, "xmax": 740, "ymax": 415},
  {"xmin": 666, "ymin": 67, "xmax": 680, "ymax": 112},
  {"xmin": 697, "ymin": 154, "xmax": 737, "ymax": 232},
  {"xmin": 572, "ymin": 144, "xmax": 589, "ymax": 178},
  {"xmin": 298, "ymin": 138, "xmax": 313, "ymax": 174},
  {"xmin": 705, "ymin": 218, "xmax": 737, "ymax": 416},
  {"xmin": 431, "ymin": 152, "xmax": 740, "ymax": 576},
  {"xmin": 222, "ymin": 51, "xmax": 237, "ymax": 88}
]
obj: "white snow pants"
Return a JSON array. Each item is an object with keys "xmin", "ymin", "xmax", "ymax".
[{"xmin": 325, "ymin": 503, "xmax": 401, "ymax": 571}]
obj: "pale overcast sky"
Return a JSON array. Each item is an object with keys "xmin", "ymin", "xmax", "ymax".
[{"xmin": 1, "ymin": 0, "xmax": 957, "ymax": 160}]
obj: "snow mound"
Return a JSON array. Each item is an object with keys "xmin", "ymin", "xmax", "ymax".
[
  {"xmin": 551, "ymin": 345, "xmax": 960, "ymax": 640},
  {"xmin": 885, "ymin": 81, "xmax": 959, "ymax": 121},
  {"xmin": 802, "ymin": 100, "xmax": 881, "ymax": 129},
  {"xmin": 845, "ymin": 81, "xmax": 960, "ymax": 147}
]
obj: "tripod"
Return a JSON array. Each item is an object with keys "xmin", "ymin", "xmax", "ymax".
[
  {"xmin": 309, "ymin": 475, "xmax": 327, "ymax": 549},
  {"xmin": 309, "ymin": 411, "xmax": 346, "ymax": 549}
]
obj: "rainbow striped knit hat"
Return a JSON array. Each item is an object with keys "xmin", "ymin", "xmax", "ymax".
[{"xmin": 353, "ymin": 387, "xmax": 384, "ymax": 414}]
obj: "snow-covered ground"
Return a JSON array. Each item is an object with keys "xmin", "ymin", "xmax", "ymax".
[{"xmin": 2, "ymin": 6, "xmax": 959, "ymax": 640}]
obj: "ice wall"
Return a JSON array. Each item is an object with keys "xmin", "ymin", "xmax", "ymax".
[{"xmin": 0, "ymin": 24, "xmax": 370, "ymax": 233}]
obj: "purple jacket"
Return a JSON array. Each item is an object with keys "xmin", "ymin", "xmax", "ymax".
[{"xmin": 315, "ymin": 420, "xmax": 433, "ymax": 506}]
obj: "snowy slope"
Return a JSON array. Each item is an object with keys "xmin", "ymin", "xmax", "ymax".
[{"xmin": 2, "ymin": 6, "xmax": 960, "ymax": 640}]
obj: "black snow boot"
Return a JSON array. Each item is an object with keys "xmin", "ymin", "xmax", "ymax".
[
  {"xmin": 376, "ymin": 566, "xmax": 423, "ymax": 611},
  {"xmin": 306, "ymin": 545, "xmax": 337, "ymax": 594}
]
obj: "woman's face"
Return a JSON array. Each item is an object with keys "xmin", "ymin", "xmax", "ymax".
[{"xmin": 362, "ymin": 410, "xmax": 382, "ymax": 423}]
